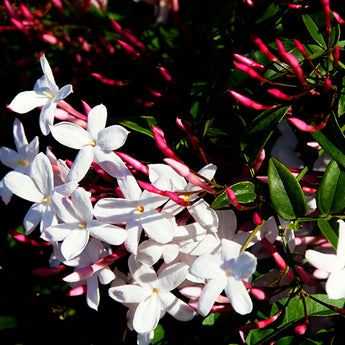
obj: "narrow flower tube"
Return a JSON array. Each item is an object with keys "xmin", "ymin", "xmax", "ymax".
[
  {"xmin": 229, "ymin": 90, "xmax": 277, "ymax": 110},
  {"xmin": 233, "ymin": 54, "xmax": 265, "ymax": 70},
  {"xmin": 287, "ymin": 116, "xmax": 329, "ymax": 132},
  {"xmin": 176, "ymin": 117, "xmax": 199, "ymax": 150},
  {"xmin": 32, "ymin": 265, "xmax": 67, "ymax": 276},
  {"xmin": 267, "ymin": 88, "xmax": 294, "ymax": 101},
  {"xmin": 233, "ymin": 61, "xmax": 266, "ymax": 82},
  {"xmin": 333, "ymin": 46, "xmax": 340, "ymax": 68},
  {"xmin": 117, "ymin": 39, "xmax": 141, "ymax": 59},
  {"xmin": 237, "ymin": 309, "xmax": 283, "ymax": 331},
  {"xmin": 157, "ymin": 66, "xmax": 173, "ymax": 82},
  {"xmin": 152, "ymin": 126, "xmax": 182, "ymax": 162},
  {"xmin": 164, "ymin": 158, "xmax": 215, "ymax": 194},
  {"xmin": 321, "ymin": 0, "xmax": 331, "ymax": 34},
  {"xmin": 67, "ymin": 285, "xmax": 87, "ymax": 296},
  {"xmin": 250, "ymin": 33, "xmax": 277, "ymax": 62},
  {"xmin": 137, "ymin": 180, "xmax": 168, "ymax": 197},
  {"xmin": 116, "ymin": 152, "xmax": 149, "ymax": 175},
  {"xmin": 276, "ymin": 39, "xmax": 306, "ymax": 85},
  {"xmin": 226, "ymin": 187, "xmax": 244, "ymax": 210},
  {"xmin": 165, "ymin": 191, "xmax": 192, "ymax": 206},
  {"xmin": 8, "ymin": 229, "xmax": 50, "ymax": 247}
]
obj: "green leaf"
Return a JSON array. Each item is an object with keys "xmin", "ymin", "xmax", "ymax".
[
  {"xmin": 0, "ymin": 315, "xmax": 18, "ymax": 331},
  {"xmin": 268, "ymin": 158, "xmax": 307, "ymax": 220},
  {"xmin": 241, "ymin": 106, "xmax": 290, "ymax": 163},
  {"xmin": 246, "ymin": 294, "xmax": 345, "ymax": 345},
  {"xmin": 152, "ymin": 324, "xmax": 166, "ymax": 345},
  {"xmin": 210, "ymin": 182, "xmax": 256, "ymax": 209},
  {"xmin": 316, "ymin": 160, "xmax": 345, "ymax": 215},
  {"xmin": 302, "ymin": 13, "xmax": 327, "ymax": 48},
  {"xmin": 116, "ymin": 116, "xmax": 157, "ymax": 138},
  {"xmin": 202, "ymin": 312, "xmax": 221, "ymax": 326},
  {"xmin": 311, "ymin": 113, "xmax": 345, "ymax": 169},
  {"xmin": 317, "ymin": 218, "xmax": 339, "ymax": 250},
  {"xmin": 338, "ymin": 77, "xmax": 345, "ymax": 116}
]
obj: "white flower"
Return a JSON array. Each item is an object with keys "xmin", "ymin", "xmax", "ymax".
[
  {"xmin": 50, "ymin": 103, "xmax": 130, "ymax": 182},
  {"xmin": 189, "ymin": 238, "xmax": 257, "ymax": 316},
  {"xmin": 109, "ymin": 256, "xmax": 196, "ymax": 334},
  {"xmin": 0, "ymin": 118, "xmax": 39, "ymax": 204},
  {"xmin": 4, "ymin": 152, "xmax": 77, "ymax": 234},
  {"xmin": 7, "ymin": 55, "xmax": 73, "ymax": 135},
  {"xmin": 305, "ymin": 219, "xmax": 345, "ymax": 299},
  {"xmin": 94, "ymin": 177, "xmax": 174, "ymax": 254},
  {"xmin": 42, "ymin": 187, "xmax": 127, "ymax": 261}
]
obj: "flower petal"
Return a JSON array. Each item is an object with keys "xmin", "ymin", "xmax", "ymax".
[
  {"xmin": 160, "ymin": 291, "xmax": 196, "ymax": 321},
  {"xmin": 50, "ymin": 122, "xmax": 90, "ymax": 149},
  {"xmin": 137, "ymin": 240, "xmax": 163, "ymax": 266},
  {"xmin": 8, "ymin": 91, "xmax": 47, "ymax": 113},
  {"xmin": 231, "ymin": 251, "xmax": 257, "ymax": 281},
  {"xmin": 198, "ymin": 279, "xmax": 226, "ymax": 316},
  {"xmin": 86, "ymin": 274, "xmax": 100, "ymax": 311},
  {"xmin": 326, "ymin": 268, "xmax": 345, "ymax": 299},
  {"xmin": 337, "ymin": 220, "xmax": 345, "ymax": 265},
  {"xmin": 225, "ymin": 277, "xmax": 253, "ymax": 315},
  {"xmin": 188, "ymin": 199, "xmax": 218, "ymax": 232},
  {"xmin": 71, "ymin": 188, "xmax": 93, "ymax": 222},
  {"xmin": 133, "ymin": 295, "xmax": 161, "ymax": 333},
  {"xmin": 31, "ymin": 153, "xmax": 54, "ymax": 195},
  {"xmin": 94, "ymin": 198, "xmax": 136, "ymax": 224},
  {"xmin": 189, "ymin": 253, "xmax": 223, "ymax": 280},
  {"xmin": 87, "ymin": 104, "xmax": 107, "ymax": 139},
  {"xmin": 0, "ymin": 147, "xmax": 22, "ymax": 170},
  {"xmin": 24, "ymin": 202, "xmax": 44, "ymax": 234},
  {"xmin": 4, "ymin": 171, "xmax": 42, "ymax": 202},
  {"xmin": 39, "ymin": 101, "xmax": 56, "ymax": 135},
  {"xmin": 157, "ymin": 263, "xmax": 188, "ymax": 293},
  {"xmin": 55, "ymin": 84, "xmax": 73, "ymax": 102},
  {"xmin": 88, "ymin": 221, "xmax": 127, "ymax": 245},
  {"xmin": 67, "ymin": 146, "xmax": 94, "ymax": 182},
  {"xmin": 305, "ymin": 250, "xmax": 340, "ymax": 273},
  {"xmin": 97, "ymin": 125, "xmax": 129, "ymax": 151},
  {"xmin": 109, "ymin": 284, "xmax": 148, "ymax": 304},
  {"xmin": 61, "ymin": 228, "xmax": 90, "ymax": 260},
  {"xmin": 140, "ymin": 209, "xmax": 173, "ymax": 244},
  {"xmin": 13, "ymin": 118, "xmax": 29, "ymax": 154}
]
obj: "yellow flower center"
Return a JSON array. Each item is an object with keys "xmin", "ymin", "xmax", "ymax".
[
  {"xmin": 136, "ymin": 205, "xmax": 144, "ymax": 213},
  {"xmin": 41, "ymin": 197, "xmax": 51, "ymax": 203},
  {"xmin": 16, "ymin": 160, "xmax": 29, "ymax": 167},
  {"xmin": 89, "ymin": 140, "xmax": 96, "ymax": 147},
  {"xmin": 42, "ymin": 91, "xmax": 54, "ymax": 99},
  {"xmin": 78, "ymin": 222, "xmax": 87, "ymax": 229},
  {"xmin": 151, "ymin": 288, "xmax": 159, "ymax": 297}
]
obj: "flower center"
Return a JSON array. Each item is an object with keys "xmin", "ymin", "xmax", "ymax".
[
  {"xmin": 225, "ymin": 268, "xmax": 232, "ymax": 277},
  {"xmin": 42, "ymin": 91, "xmax": 54, "ymax": 99},
  {"xmin": 16, "ymin": 159, "xmax": 29, "ymax": 167},
  {"xmin": 78, "ymin": 221, "xmax": 87, "ymax": 229},
  {"xmin": 151, "ymin": 288, "xmax": 159, "ymax": 297},
  {"xmin": 89, "ymin": 140, "xmax": 97, "ymax": 147},
  {"xmin": 40, "ymin": 197, "xmax": 51, "ymax": 203},
  {"xmin": 136, "ymin": 205, "xmax": 144, "ymax": 213}
]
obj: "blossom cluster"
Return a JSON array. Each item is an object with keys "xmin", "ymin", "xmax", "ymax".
[{"xmin": 2, "ymin": 45, "xmax": 345, "ymax": 343}]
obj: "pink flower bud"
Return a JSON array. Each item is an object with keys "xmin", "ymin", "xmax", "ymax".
[
  {"xmin": 137, "ymin": 180, "xmax": 167, "ymax": 196},
  {"xmin": 176, "ymin": 117, "xmax": 199, "ymax": 150},
  {"xmin": 116, "ymin": 152, "xmax": 149, "ymax": 175},
  {"xmin": 276, "ymin": 39, "xmax": 306, "ymax": 85},
  {"xmin": 164, "ymin": 158, "xmax": 215, "ymax": 194},
  {"xmin": 238, "ymin": 309, "xmax": 283, "ymax": 330},
  {"xmin": 41, "ymin": 33, "xmax": 60, "ymax": 45},
  {"xmin": 210, "ymin": 304, "xmax": 234, "ymax": 313},
  {"xmin": 67, "ymin": 285, "xmax": 87, "ymax": 296},
  {"xmin": 32, "ymin": 265, "xmax": 66, "ymax": 276},
  {"xmin": 250, "ymin": 33, "xmax": 277, "ymax": 62},
  {"xmin": 4, "ymin": 0, "xmax": 17, "ymax": 18},
  {"xmin": 253, "ymin": 212, "xmax": 262, "ymax": 225},
  {"xmin": 8, "ymin": 229, "xmax": 50, "ymax": 247},
  {"xmin": 333, "ymin": 11, "xmax": 345, "ymax": 25},
  {"xmin": 117, "ymin": 39, "xmax": 141, "ymax": 59},
  {"xmin": 152, "ymin": 126, "xmax": 182, "ymax": 162},
  {"xmin": 233, "ymin": 61, "xmax": 266, "ymax": 82},
  {"xmin": 333, "ymin": 46, "xmax": 340, "ymax": 67},
  {"xmin": 179, "ymin": 286, "xmax": 202, "ymax": 299},
  {"xmin": 267, "ymin": 88, "xmax": 294, "ymax": 101},
  {"xmin": 296, "ymin": 265, "xmax": 318, "ymax": 286},
  {"xmin": 226, "ymin": 187, "xmax": 244, "ymax": 210},
  {"xmin": 165, "ymin": 191, "xmax": 191, "ymax": 206},
  {"xmin": 229, "ymin": 90, "xmax": 277, "ymax": 110},
  {"xmin": 157, "ymin": 66, "xmax": 173, "ymax": 82},
  {"xmin": 294, "ymin": 324, "xmax": 307, "ymax": 335},
  {"xmin": 323, "ymin": 78, "xmax": 332, "ymax": 93},
  {"xmin": 321, "ymin": 0, "xmax": 331, "ymax": 33},
  {"xmin": 287, "ymin": 116, "xmax": 329, "ymax": 132},
  {"xmin": 144, "ymin": 85, "xmax": 162, "ymax": 97},
  {"xmin": 233, "ymin": 54, "xmax": 265, "ymax": 70}
]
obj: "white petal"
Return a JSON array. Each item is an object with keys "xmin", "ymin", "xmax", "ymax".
[
  {"xmin": 31, "ymin": 153, "xmax": 54, "ymax": 194},
  {"xmin": 125, "ymin": 218, "xmax": 142, "ymax": 255},
  {"xmin": 157, "ymin": 263, "xmax": 188, "ymax": 293},
  {"xmin": 225, "ymin": 277, "xmax": 253, "ymax": 315},
  {"xmin": 326, "ymin": 269, "xmax": 345, "ymax": 299},
  {"xmin": 197, "ymin": 163, "xmax": 217, "ymax": 180},
  {"xmin": 86, "ymin": 274, "xmax": 100, "ymax": 311},
  {"xmin": 87, "ymin": 104, "xmax": 107, "ymax": 139},
  {"xmin": 94, "ymin": 198, "xmax": 136, "ymax": 224},
  {"xmin": 40, "ymin": 54, "xmax": 57, "ymax": 88},
  {"xmin": 50, "ymin": 122, "xmax": 90, "ymax": 149},
  {"xmin": 216, "ymin": 209, "xmax": 237, "ymax": 240},
  {"xmin": 40, "ymin": 203, "xmax": 57, "ymax": 231},
  {"xmin": 189, "ymin": 234, "xmax": 220, "ymax": 256},
  {"xmin": 148, "ymin": 163, "xmax": 186, "ymax": 190},
  {"xmin": 97, "ymin": 125, "xmax": 129, "ymax": 151},
  {"xmin": 221, "ymin": 239, "xmax": 241, "ymax": 262},
  {"xmin": 61, "ymin": 228, "xmax": 90, "ymax": 260},
  {"xmin": 98, "ymin": 267, "xmax": 115, "ymax": 285},
  {"xmin": 337, "ymin": 220, "xmax": 345, "ymax": 264},
  {"xmin": 4, "ymin": 171, "xmax": 42, "ymax": 202},
  {"xmin": 116, "ymin": 169, "xmax": 142, "ymax": 200},
  {"xmin": 55, "ymin": 84, "xmax": 73, "ymax": 101},
  {"xmin": 109, "ymin": 284, "xmax": 148, "ymax": 304},
  {"xmin": 188, "ymin": 199, "xmax": 218, "ymax": 232},
  {"xmin": 198, "ymin": 279, "xmax": 226, "ymax": 316},
  {"xmin": 305, "ymin": 250, "xmax": 341, "ymax": 273},
  {"xmin": 43, "ymin": 223, "xmax": 75, "ymax": 242},
  {"xmin": 94, "ymin": 149, "xmax": 132, "ymax": 180},
  {"xmin": 162, "ymin": 243, "xmax": 180, "ymax": 264},
  {"xmin": 39, "ymin": 101, "xmax": 56, "ymax": 135},
  {"xmin": 230, "ymin": 251, "xmax": 257, "ymax": 281},
  {"xmin": 71, "ymin": 187, "xmax": 93, "ymax": 222},
  {"xmin": 133, "ymin": 295, "xmax": 161, "ymax": 334},
  {"xmin": 13, "ymin": 118, "xmax": 28, "ymax": 155},
  {"xmin": 160, "ymin": 292, "xmax": 196, "ymax": 321},
  {"xmin": 67, "ymin": 146, "xmax": 94, "ymax": 182},
  {"xmin": 128, "ymin": 254, "xmax": 157, "ymax": 288},
  {"xmin": 24, "ymin": 202, "xmax": 43, "ymax": 234},
  {"xmin": 0, "ymin": 147, "xmax": 22, "ymax": 170},
  {"xmin": 7, "ymin": 91, "xmax": 47, "ymax": 113},
  {"xmin": 0, "ymin": 180, "xmax": 12, "ymax": 205},
  {"xmin": 140, "ymin": 209, "xmax": 173, "ymax": 244},
  {"xmin": 189, "ymin": 254, "xmax": 223, "ymax": 280},
  {"xmin": 137, "ymin": 240, "xmax": 163, "ymax": 266},
  {"xmin": 88, "ymin": 221, "xmax": 126, "ymax": 245}
]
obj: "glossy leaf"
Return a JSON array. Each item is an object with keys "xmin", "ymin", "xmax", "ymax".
[
  {"xmin": 210, "ymin": 181, "xmax": 256, "ymax": 209},
  {"xmin": 317, "ymin": 218, "xmax": 339, "ymax": 250},
  {"xmin": 268, "ymin": 158, "xmax": 307, "ymax": 220},
  {"xmin": 241, "ymin": 106, "xmax": 290, "ymax": 163},
  {"xmin": 316, "ymin": 160, "xmax": 345, "ymax": 216}
]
